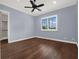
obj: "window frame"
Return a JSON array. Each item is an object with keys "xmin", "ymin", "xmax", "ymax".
[{"xmin": 41, "ymin": 15, "xmax": 58, "ymax": 31}]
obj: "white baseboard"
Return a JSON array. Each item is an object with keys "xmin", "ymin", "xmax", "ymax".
[
  {"xmin": 8, "ymin": 36, "xmax": 77, "ymax": 45},
  {"xmin": 34, "ymin": 36, "xmax": 77, "ymax": 45},
  {"xmin": 8, "ymin": 36, "xmax": 34, "ymax": 43}
]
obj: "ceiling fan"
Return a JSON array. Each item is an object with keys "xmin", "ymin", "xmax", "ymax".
[{"xmin": 24, "ymin": 0, "xmax": 44, "ymax": 12}]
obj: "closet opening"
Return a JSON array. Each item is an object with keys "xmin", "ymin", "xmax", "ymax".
[{"xmin": 0, "ymin": 10, "xmax": 10, "ymax": 43}]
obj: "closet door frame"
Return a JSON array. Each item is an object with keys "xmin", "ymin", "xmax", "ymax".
[{"xmin": 0, "ymin": 10, "xmax": 10, "ymax": 43}]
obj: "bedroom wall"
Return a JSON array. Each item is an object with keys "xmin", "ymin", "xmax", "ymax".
[
  {"xmin": 34, "ymin": 4, "xmax": 78, "ymax": 42},
  {"xmin": 0, "ymin": 4, "xmax": 34, "ymax": 42},
  {"xmin": 0, "ymin": 4, "xmax": 78, "ymax": 43}
]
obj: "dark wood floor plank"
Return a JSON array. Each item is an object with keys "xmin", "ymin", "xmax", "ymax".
[{"xmin": 1, "ymin": 38, "xmax": 77, "ymax": 59}]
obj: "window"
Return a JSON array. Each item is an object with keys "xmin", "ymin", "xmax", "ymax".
[{"xmin": 41, "ymin": 15, "xmax": 57, "ymax": 31}]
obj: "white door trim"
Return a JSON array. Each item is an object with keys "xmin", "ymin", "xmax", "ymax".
[{"xmin": 0, "ymin": 10, "xmax": 10, "ymax": 43}]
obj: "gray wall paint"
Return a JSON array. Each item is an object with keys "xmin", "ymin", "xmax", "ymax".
[
  {"xmin": 34, "ymin": 4, "xmax": 78, "ymax": 42},
  {"xmin": 0, "ymin": 4, "xmax": 34, "ymax": 42}
]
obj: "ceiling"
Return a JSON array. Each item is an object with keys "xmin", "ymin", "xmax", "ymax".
[{"xmin": 0, "ymin": 0, "xmax": 77, "ymax": 16}]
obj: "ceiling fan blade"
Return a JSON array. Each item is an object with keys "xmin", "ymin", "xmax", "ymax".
[
  {"xmin": 34, "ymin": 0, "xmax": 36, "ymax": 2},
  {"xmin": 36, "ymin": 8, "xmax": 41, "ymax": 11},
  {"xmin": 37, "ymin": 4, "xmax": 44, "ymax": 7},
  {"xmin": 24, "ymin": 6, "xmax": 32, "ymax": 8},
  {"xmin": 30, "ymin": 0, "xmax": 35, "ymax": 5},
  {"xmin": 31, "ymin": 8, "xmax": 35, "ymax": 12}
]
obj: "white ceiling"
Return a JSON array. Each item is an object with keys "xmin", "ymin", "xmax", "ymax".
[{"xmin": 0, "ymin": 0, "xmax": 77, "ymax": 16}]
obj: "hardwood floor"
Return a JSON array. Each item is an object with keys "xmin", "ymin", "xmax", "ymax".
[{"xmin": 1, "ymin": 38, "xmax": 77, "ymax": 59}]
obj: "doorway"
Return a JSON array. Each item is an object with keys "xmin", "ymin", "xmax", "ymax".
[{"xmin": 0, "ymin": 10, "xmax": 9, "ymax": 43}]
